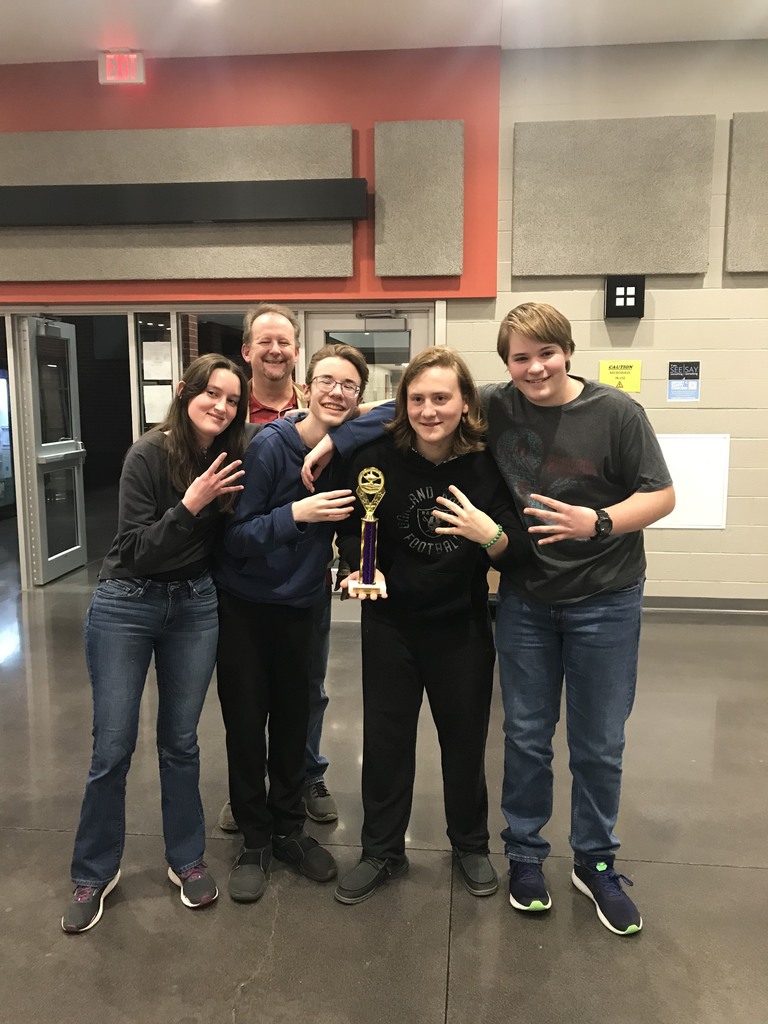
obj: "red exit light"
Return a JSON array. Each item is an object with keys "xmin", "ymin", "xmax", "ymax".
[{"xmin": 98, "ymin": 51, "xmax": 146, "ymax": 85}]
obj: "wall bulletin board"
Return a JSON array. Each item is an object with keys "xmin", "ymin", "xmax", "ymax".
[{"xmin": 649, "ymin": 434, "xmax": 730, "ymax": 530}]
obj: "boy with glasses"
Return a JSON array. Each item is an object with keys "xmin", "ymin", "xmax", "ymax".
[
  {"xmin": 217, "ymin": 302, "xmax": 340, "ymax": 835},
  {"xmin": 214, "ymin": 344, "xmax": 371, "ymax": 904}
]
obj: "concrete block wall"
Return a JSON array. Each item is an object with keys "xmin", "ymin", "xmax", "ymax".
[{"xmin": 446, "ymin": 40, "xmax": 768, "ymax": 604}]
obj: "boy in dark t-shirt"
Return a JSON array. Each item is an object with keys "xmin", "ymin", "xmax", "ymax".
[{"xmin": 484, "ymin": 302, "xmax": 675, "ymax": 936}]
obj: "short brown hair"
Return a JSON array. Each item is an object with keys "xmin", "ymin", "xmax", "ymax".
[
  {"xmin": 497, "ymin": 302, "xmax": 575, "ymax": 370},
  {"xmin": 388, "ymin": 347, "xmax": 486, "ymax": 457},
  {"xmin": 242, "ymin": 302, "xmax": 301, "ymax": 349},
  {"xmin": 306, "ymin": 343, "xmax": 369, "ymax": 401}
]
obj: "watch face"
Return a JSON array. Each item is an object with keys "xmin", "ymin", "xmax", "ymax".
[{"xmin": 595, "ymin": 510, "xmax": 613, "ymax": 538}]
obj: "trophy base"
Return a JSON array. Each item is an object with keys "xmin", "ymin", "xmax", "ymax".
[{"xmin": 347, "ymin": 579, "xmax": 387, "ymax": 598}]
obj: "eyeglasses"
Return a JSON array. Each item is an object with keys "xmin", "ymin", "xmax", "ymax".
[{"xmin": 310, "ymin": 374, "xmax": 360, "ymax": 397}]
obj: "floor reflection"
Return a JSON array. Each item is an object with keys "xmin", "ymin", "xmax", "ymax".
[{"xmin": 2, "ymin": 503, "xmax": 767, "ymax": 1024}]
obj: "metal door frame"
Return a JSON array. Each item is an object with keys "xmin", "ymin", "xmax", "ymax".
[
  {"xmin": 302, "ymin": 301, "xmax": 439, "ymax": 388},
  {"xmin": 9, "ymin": 316, "xmax": 87, "ymax": 586}
]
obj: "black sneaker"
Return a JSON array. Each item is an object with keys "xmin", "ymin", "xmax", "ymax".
[
  {"xmin": 272, "ymin": 830, "xmax": 337, "ymax": 882},
  {"xmin": 167, "ymin": 861, "xmax": 218, "ymax": 908},
  {"xmin": 303, "ymin": 779, "xmax": 339, "ymax": 822},
  {"xmin": 508, "ymin": 861, "xmax": 552, "ymax": 911},
  {"xmin": 61, "ymin": 870, "xmax": 121, "ymax": 934},
  {"xmin": 453, "ymin": 849, "xmax": 498, "ymax": 896},
  {"xmin": 228, "ymin": 846, "xmax": 272, "ymax": 903},
  {"xmin": 334, "ymin": 856, "xmax": 409, "ymax": 904},
  {"xmin": 572, "ymin": 859, "xmax": 642, "ymax": 935}
]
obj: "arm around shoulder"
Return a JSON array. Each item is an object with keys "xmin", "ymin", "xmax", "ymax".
[
  {"xmin": 302, "ymin": 401, "xmax": 396, "ymax": 490},
  {"xmin": 328, "ymin": 400, "xmax": 395, "ymax": 458}
]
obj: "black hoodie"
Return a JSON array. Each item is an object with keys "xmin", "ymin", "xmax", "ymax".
[{"xmin": 336, "ymin": 436, "xmax": 530, "ymax": 621}]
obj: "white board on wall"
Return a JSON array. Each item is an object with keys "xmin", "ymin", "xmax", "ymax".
[{"xmin": 649, "ymin": 434, "xmax": 730, "ymax": 530}]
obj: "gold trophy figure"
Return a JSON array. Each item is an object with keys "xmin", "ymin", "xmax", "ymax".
[{"xmin": 347, "ymin": 467, "xmax": 387, "ymax": 597}]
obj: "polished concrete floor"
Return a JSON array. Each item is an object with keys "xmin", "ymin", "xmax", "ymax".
[{"xmin": 1, "ymin": 516, "xmax": 767, "ymax": 1024}]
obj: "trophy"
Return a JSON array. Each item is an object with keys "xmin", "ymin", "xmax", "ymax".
[{"xmin": 347, "ymin": 466, "xmax": 387, "ymax": 597}]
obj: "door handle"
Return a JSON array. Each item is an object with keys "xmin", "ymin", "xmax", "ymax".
[{"xmin": 37, "ymin": 450, "xmax": 87, "ymax": 465}]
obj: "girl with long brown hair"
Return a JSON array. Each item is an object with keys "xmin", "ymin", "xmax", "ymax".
[{"xmin": 62, "ymin": 354, "xmax": 247, "ymax": 934}]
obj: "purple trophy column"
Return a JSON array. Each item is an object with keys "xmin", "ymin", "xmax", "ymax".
[{"xmin": 361, "ymin": 519, "xmax": 377, "ymax": 585}]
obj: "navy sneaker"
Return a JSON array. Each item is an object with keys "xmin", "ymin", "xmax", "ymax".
[
  {"xmin": 572, "ymin": 859, "xmax": 642, "ymax": 935},
  {"xmin": 508, "ymin": 861, "xmax": 552, "ymax": 911}
]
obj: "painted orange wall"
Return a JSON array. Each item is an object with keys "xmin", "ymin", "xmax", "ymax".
[{"xmin": 0, "ymin": 47, "xmax": 500, "ymax": 305}]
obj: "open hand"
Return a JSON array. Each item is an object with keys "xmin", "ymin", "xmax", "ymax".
[
  {"xmin": 301, "ymin": 435, "xmax": 335, "ymax": 492},
  {"xmin": 182, "ymin": 453, "xmax": 244, "ymax": 516},
  {"xmin": 523, "ymin": 493, "xmax": 596, "ymax": 544},
  {"xmin": 341, "ymin": 569, "xmax": 388, "ymax": 601},
  {"xmin": 433, "ymin": 485, "xmax": 502, "ymax": 546},
  {"xmin": 292, "ymin": 489, "xmax": 355, "ymax": 523}
]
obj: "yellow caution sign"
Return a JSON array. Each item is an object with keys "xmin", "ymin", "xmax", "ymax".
[{"xmin": 598, "ymin": 360, "xmax": 642, "ymax": 393}]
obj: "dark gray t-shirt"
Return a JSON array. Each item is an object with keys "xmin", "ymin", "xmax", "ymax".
[{"xmin": 482, "ymin": 378, "xmax": 672, "ymax": 604}]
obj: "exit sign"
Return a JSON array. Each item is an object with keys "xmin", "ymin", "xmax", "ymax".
[{"xmin": 98, "ymin": 51, "xmax": 145, "ymax": 85}]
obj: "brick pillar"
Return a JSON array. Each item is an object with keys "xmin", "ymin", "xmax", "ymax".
[{"xmin": 179, "ymin": 314, "xmax": 199, "ymax": 367}]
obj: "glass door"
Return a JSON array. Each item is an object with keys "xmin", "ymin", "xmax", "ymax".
[
  {"xmin": 0, "ymin": 370, "xmax": 14, "ymax": 520},
  {"xmin": 303, "ymin": 306, "xmax": 434, "ymax": 401},
  {"xmin": 11, "ymin": 316, "xmax": 87, "ymax": 585}
]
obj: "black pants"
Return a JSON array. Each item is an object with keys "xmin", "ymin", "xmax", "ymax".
[
  {"xmin": 359, "ymin": 605, "xmax": 496, "ymax": 861},
  {"xmin": 216, "ymin": 590, "xmax": 312, "ymax": 849}
]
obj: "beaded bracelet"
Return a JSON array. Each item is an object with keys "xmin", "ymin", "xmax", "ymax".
[{"xmin": 480, "ymin": 523, "xmax": 503, "ymax": 549}]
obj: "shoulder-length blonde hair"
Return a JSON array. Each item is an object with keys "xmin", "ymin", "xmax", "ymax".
[{"xmin": 388, "ymin": 348, "xmax": 486, "ymax": 457}]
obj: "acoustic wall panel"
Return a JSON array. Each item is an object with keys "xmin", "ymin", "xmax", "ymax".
[
  {"xmin": 375, "ymin": 120, "xmax": 464, "ymax": 277},
  {"xmin": 0, "ymin": 223, "xmax": 353, "ymax": 281},
  {"xmin": 0, "ymin": 126, "xmax": 352, "ymax": 184},
  {"xmin": 725, "ymin": 112, "xmax": 768, "ymax": 273},
  {"xmin": 0, "ymin": 125, "xmax": 354, "ymax": 280},
  {"xmin": 511, "ymin": 116, "xmax": 716, "ymax": 276}
]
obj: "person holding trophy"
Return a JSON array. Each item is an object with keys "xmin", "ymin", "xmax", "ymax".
[
  {"xmin": 214, "ymin": 343, "xmax": 373, "ymax": 903},
  {"xmin": 334, "ymin": 348, "xmax": 530, "ymax": 905}
]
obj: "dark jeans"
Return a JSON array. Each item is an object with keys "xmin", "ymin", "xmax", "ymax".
[
  {"xmin": 216, "ymin": 590, "xmax": 312, "ymax": 849},
  {"xmin": 359, "ymin": 605, "xmax": 496, "ymax": 862},
  {"xmin": 71, "ymin": 574, "xmax": 218, "ymax": 885},
  {"xmin": 495, "ymin": 578, "xmax": 644, "ymax": 865}
]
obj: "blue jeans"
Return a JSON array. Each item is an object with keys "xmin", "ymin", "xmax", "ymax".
[
  {"xmin": 495, "ymin": 577, "xmax": 644, "ymax": 865},
  {"xmin": 70, "ymin": 574, "xmax": 219, "ymax": 885},
  {"xmin": 305, "ymin": 586, "xmax": 331, "ymax": 784}
]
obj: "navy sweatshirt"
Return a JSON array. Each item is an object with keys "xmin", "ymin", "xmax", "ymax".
[{"xmin": 214, "ymin": 405, "xmax": 399, "ymax": 608}]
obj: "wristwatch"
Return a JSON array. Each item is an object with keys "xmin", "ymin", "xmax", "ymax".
[{"xmin": 592, "ymin": 509, "xmax": 613, "ymax": 540}]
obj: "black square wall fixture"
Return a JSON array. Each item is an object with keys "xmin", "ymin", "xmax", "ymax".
[{"xmin": 604, "ymin": 276, "xmax": 645, "ymax": 319}]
